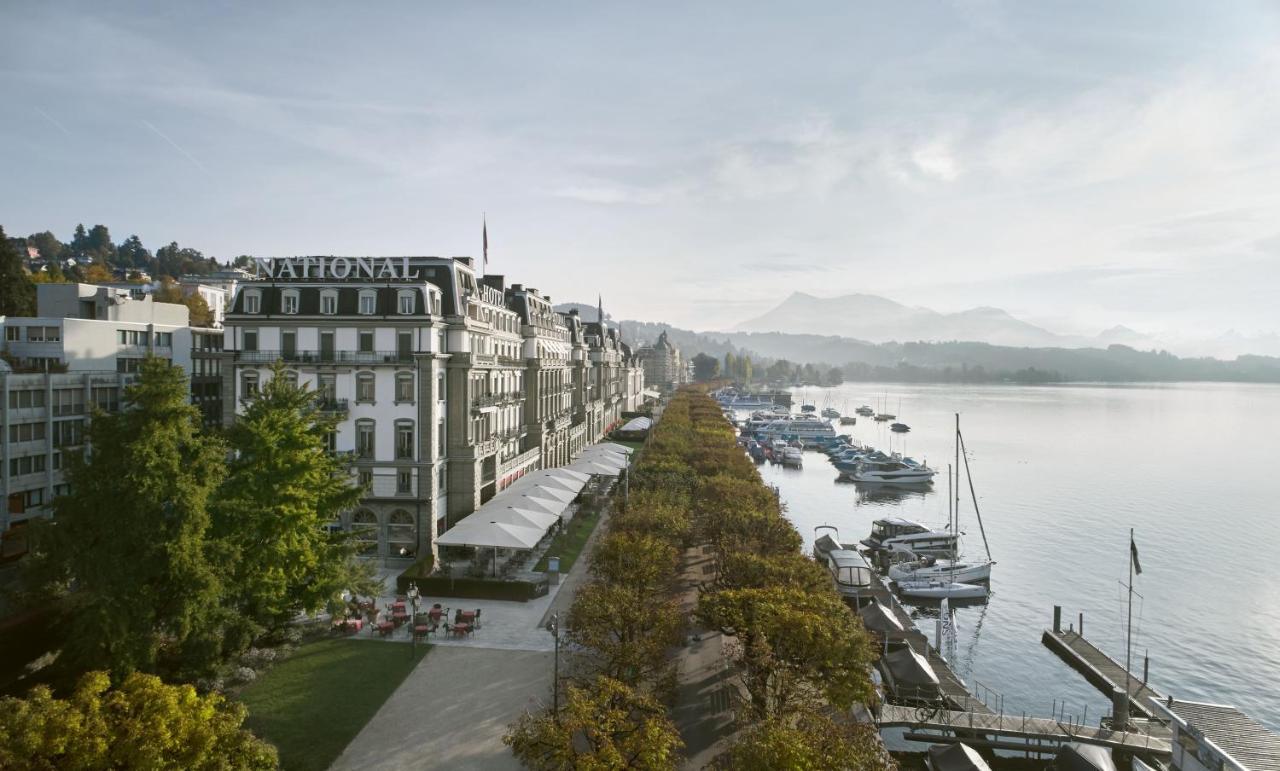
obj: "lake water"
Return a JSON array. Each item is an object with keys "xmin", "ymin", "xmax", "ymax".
[{"xmin": 736, "ymin": 381, "xmax": 1280, "ymax": 731}]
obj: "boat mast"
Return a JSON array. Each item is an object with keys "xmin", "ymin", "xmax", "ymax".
[
  {"xmin": 957, "ymin": 424, "xmax": 993, "ymax": 562},
  {"xmin": 1124, "ymin": 527, "xmax": 1135, "ymax": 720}
]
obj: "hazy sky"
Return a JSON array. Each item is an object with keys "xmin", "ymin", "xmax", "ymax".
[{"xmin": 4, "ymin": 1, "xmax": 1280, "ymax": 339}]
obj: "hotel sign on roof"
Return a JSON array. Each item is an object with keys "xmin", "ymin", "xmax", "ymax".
[{"xmin": 253, "ymin": 256, "xmax": 454, "ymax": 281}]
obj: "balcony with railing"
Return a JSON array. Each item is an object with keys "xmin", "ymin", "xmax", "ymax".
[
  {"xmin": 235, "ymin": 350, "xmax": 413, "ymax": 365},
  {"xmin": 318, "ymin": 398, "xmax": 349, "ymax": 415},
  {"xmin": 497, "ymin": 355, "xmax": 524, "ymax": 367}
]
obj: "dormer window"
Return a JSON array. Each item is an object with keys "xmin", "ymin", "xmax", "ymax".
[
  {"xmin": 282, "ymin": 290, "xmax": 299, "ymax": 315},
  {"xmin": 244, "ymin": 290, "xmax": 261, "ymax": 314},
  {"xmin": 320, "ymin": 290, "xmax": 338, "ymax": 315},
  {"xmin": 397, "ymin": 290, "xmax": 415, "ymax": 315},
  {"xmin": 359, "ymin": 290, "xmax": 377, "ymax": 315}
]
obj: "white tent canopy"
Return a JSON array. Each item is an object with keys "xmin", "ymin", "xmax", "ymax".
[
  {"xmin": 435, "ymin": 519, "xmax": 543, "ymax": 549},
  {"xmin": 619, "ymin": 416, "xmax": 652, "ymax": 432},
  {"xmin": 577, "ymin": 447, "xmax": 629, "ymax": 468}
]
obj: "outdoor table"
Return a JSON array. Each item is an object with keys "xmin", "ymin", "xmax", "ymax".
[
  {"xmin": 450, "ymin": 623, "xmax": 471, "ymax": 637},
  {"xmin": 428, "ymin": 609, "xmax": 443, "ymax": 621},
  {"xmin": 344, "ymin": 618, "xmax": 363, "ymax": 632},
  {"xmin": 459, "ymin": 611, "xmax": 477, "ymax": 622},
  {"xmin": 392, "ymin": 612, "xmax": 410, "ymax": 625},
  {"xmin": 413, "ymin": 624, "xmax": 432, "ymax": 639},
  {"xmin": 377, "ymin": 621, "xmax": 395, "ymax": 637}
]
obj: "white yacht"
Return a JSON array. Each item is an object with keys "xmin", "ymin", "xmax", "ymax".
[
  {"xmin": 888, "ymin": 555, "xmax": 994, "ymax": 584},
  {"xmin": 861, "ymin": 518, "xmax": 957, "ymax": 557},
  {"xmin": 846, "ymin": 458, "xmax": 936, "ymax": 484}
]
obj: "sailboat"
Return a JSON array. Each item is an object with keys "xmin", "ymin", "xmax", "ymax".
[{"xmin": 897, "ymin": 414, "xmax": 995, "ymax": 600}]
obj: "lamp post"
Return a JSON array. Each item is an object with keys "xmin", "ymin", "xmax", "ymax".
[
  {"xmin": 547, "ymin": 612, "xmax": 560, "ymax": 717},
  {"xmin": 407, "ymin": 582, "xmax": 420, "ymax": 659}
]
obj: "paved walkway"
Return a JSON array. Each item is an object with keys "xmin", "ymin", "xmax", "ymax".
[
  {"xmin": 330, "ymin": 646, "xmax": 553, "ymax": 770},
  {"xmin": 329, "ymin": 503, "xmax": 615, "ymax": 769},
  {"xmin": 671, "ymin": 546, "xmax": 741, "ymax": 770}
]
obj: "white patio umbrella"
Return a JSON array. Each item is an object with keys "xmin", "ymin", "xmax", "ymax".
[
  {"xmin": 568, "ymin": 459, "xmax": 624, "ymax": 477},
  {"xmin": 576, "ymin": 449, "xmax": 628, "ymax": 468},
  {"xmin": 435, "ymin": 519, "xmax": 547, "ymax": 577},
  {"xmin": 510, "ymin": 482, "xmax": 576, "ymax": 504},
  {"xmin": 502, "ymin": 494, "xmax": 564, "ymax": 517},
  {"xmin": 488, "ymin": 507, "xmax": 558, "ymax": 530}
]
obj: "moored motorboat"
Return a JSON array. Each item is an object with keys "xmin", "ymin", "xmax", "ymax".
[
  {"xmin": 780, "ymin": 446, "xmax": 803, "ymax": 467},
  {"xmin": 855, "ymin": 405, "xmax": 875, "ymax": 416},
  {"xmin": 890, "ymin": 422, "xmax": 910, "ymax": 433},
  {"xmin": 821, "ymin": 407, "xmax": 840, "ymax": 419},
  {"xmin": 839, "ymin": 416, "xmax": 857, "ymax": 425},
  {"xmin": 812, "ymin": 526, "xmax": 875, "ymax": 606},
  {"xmin": 846, "ymin": 458, "xmax": 936, "ymax": 484},
  {"xmin": 862, "ymin": 517, "xmax": 957, "ymax": 557}
]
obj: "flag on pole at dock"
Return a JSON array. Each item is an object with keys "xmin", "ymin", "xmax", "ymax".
[{"xmin": 1130, "ymin": 534, "xmax": 1142, "ymax": 575}]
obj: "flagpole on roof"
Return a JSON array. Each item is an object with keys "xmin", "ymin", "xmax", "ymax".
[{"xmin": 482, "ymin": 214, "xmax": 488, "ymax": 275}]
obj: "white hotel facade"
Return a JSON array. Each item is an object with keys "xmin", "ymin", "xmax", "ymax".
[{"xmin": 222, "ymin": 256, "xmax": 644, "ymax": 563}]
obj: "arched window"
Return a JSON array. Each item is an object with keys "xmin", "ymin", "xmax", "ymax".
[
  {"xmin": 351, "ymin": 509, "xmax": 378, "ymax": 555},
  {"xmin": 395, "ymin": 372, "xmax": 414, "ymax": 403},
  {"xmin": 356, "ymin": 372, "xmax": 375, "ymax": 404},
  {"xmin": 387, "ymin": 509, "xmax": 415, "ymax": 558}
]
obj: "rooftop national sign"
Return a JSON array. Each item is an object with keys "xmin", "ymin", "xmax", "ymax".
[{"xmin": 253, "ymin": 257, "xmax": 447, "ymax": 281}]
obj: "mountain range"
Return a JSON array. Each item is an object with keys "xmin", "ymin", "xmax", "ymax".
[{"xmin": 732, "ymin": 292, "xmax": 1157, "ymax": 349}]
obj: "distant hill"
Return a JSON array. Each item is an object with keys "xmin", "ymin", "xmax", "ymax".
[
  {"xmin": 555, "ymin": 300, "xmax": 1280, "ymax": 383},
  {"xmin": 732, "ymin": 291, "xmax": 1159, "ymax": 349}
]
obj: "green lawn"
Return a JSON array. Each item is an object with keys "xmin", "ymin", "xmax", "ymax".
[
  {"xmin": 534, "ymin": 507, "xmax": 603, "ymax": 573},
  {"xmin": 239, "ymin": 638, "xmax": 426, "ymax": 771}
]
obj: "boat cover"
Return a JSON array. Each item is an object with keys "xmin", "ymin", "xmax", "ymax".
[
  {"xmin": 858, "ymin": 601, "xmax": 905, "ymax": 633},
  {"xmin": 1053, "ymin": 743, "xmax": 1117, "ymax": 771},
  {"xmin": 927, "ymin": 743, "xmax": 993, "ymax": 771},
  {"xmin": 882, "ymin": 646, "xmax": 940, "ymax": 687}
]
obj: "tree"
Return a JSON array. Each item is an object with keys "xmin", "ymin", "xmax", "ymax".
[
  {"xmin": 589, "ymin": 532, "xmax": 679, "ymax": 594},
  {"xmin": 0, "ymin": 226, "xmax": 37, "ymax": 316},
  {"xmin": 690, "ymin": 353, "xmax": 720, "ymax": 382},
  {"xmin": 117, "ymin": 234, "xmax": 152, "ymax": 269},
  {"xmin": 30, "ymin": 264, "xmax": 68, "ymax": 284},
  {"xmin": 26, "ymin": 357, "xmax": 227, "ymax": 677},
  {"xmin": 698, "ymin": 587, "xmax": 876, "ymax": 718},
  {"xmin": 81, "ymin": 261, "xmax": 114, "ymax": 283},
  {"xmin": 741, "ymin": 355, "xmax": 753, "ymax": 384},
  {"xmin": 826, "ymin": 366, "xmax": 844, "ymax": 385},
  {"xmin": 505, "ymin": 676, "xmax": 682, "ymax": 771},
  {"xmin": 0, "ymin": 670, "xmax": 277, "ymax": 770},
  {"xmin": 567, "ymin": 581, "xmax": 683, "ymax": 686},
  {"xmin": 212, "ymin": 362, "xmax": 372, "ymax": 648},
  {"xmin": 26, "ymin": 230, "xmax": 65, "ymax": 263},
  {"xmin": 718, "ymin": 710, "xmax": 894, "ymax": 771},
  {"xmin": 184, "ymin": 293, "xmax": 214, "ymax": 326}
]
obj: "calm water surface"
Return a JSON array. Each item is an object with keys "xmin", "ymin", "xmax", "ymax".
[{"xmin": 737, "ymin": 382, "xmax": 1280, "ymax": 730}]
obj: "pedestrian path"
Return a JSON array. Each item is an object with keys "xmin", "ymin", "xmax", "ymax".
[{"xmin": 329, "ymin": 646, "xmax": 552, "ymax": 771}]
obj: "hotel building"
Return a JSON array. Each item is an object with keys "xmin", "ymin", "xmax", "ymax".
[{"xmin": 221, "ymin": 256, "xmax": 644, "ymax": 563}]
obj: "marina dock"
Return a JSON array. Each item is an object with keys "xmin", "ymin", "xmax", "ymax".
[
  {"xmin": 862, "ymin": 566, "xmax": 993, "ymax": 715},
  {"xmin": 878, "ymin": 705, "xmax": 1172, "ymax": 756},
  {"xmin": 1041, "ymin": 607, "xmax": 1164, "ymax": 720}
]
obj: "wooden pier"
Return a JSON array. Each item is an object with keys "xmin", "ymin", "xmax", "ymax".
[
  {"xmin": 879, "ymin": 705, "xmax": 1172, "ymax": 756},
  {"xmin": 1041, "ymin": 609, "xmax": 1164, "ymax": 720}
]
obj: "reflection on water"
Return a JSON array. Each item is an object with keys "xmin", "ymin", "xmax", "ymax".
[{"xmin": 735, "ymin": 381, "xmax": 1280, "ymax": 730}]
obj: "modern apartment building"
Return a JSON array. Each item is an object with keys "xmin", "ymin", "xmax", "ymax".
[
  {"xmin": 0, "ymin": 283, "xmax": 196, "ymax": 542},
  {"xmin": 221, "ymin": 256, "xmax": 644, "ymax": 563}
]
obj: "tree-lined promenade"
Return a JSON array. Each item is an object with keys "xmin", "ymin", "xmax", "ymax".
[{"xmin": 505, "ymin": 388, "xmax": 893, "ymax": 770}]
